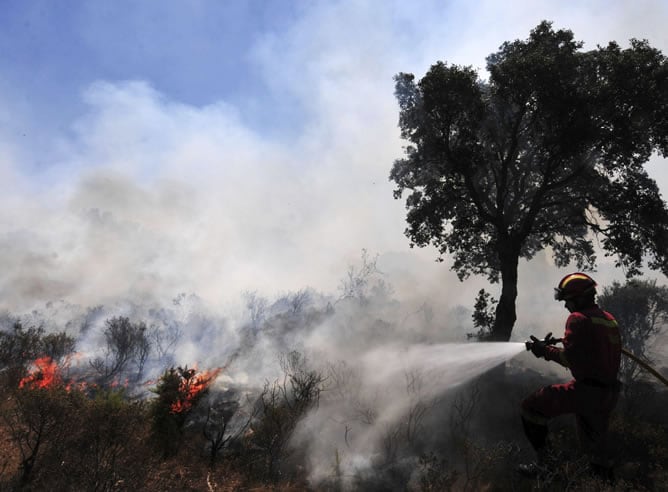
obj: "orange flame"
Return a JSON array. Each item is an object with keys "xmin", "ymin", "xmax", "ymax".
[
  {"xmin": 170, "ymin": 367, "xmax": 222, "ymax": 414},
  {"xmin": 19, "ymin": 357, "xmax": 62, "ymax": 389}
]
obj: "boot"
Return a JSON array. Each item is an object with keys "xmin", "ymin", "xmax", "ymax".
[{"xmin": 517, "ymin": 447, "xmax": 549, "ymax": 478}]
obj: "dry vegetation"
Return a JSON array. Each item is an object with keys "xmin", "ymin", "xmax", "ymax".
[{"xmin": 1, "ymin": 273, "xmax": 667, "ymax": 490}]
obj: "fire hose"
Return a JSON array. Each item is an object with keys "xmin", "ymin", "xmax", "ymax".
[{"xmin": 525, "ymin": 333, "xmax": 668, "ymax": 389}]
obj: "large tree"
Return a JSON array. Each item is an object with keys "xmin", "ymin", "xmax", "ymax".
[{"xmin": 390, "ymin": 21, "xmax": 668, "ymax": 341}]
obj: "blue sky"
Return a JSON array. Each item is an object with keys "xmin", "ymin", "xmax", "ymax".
[
  {"xmin": 0, "ymin": 0, "xmax": 666, "ymax": 313},
  {"xmin": 0, "ymin": 1, "xmax": 300, "ymax": 149}
]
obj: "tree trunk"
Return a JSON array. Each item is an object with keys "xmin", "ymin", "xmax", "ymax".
[{"xmin": 491, "ymin": 245, "xmax": 520, "ymax": 342}]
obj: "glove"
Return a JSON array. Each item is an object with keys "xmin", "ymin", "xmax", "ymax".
[{"xmin": 528, "ymin": 334, "xmax": 549, "ymax": 359}]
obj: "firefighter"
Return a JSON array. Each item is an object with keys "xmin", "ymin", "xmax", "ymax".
[{"xmin": 519, "ymin": 272, "xmax": 621, "ymax": 480}]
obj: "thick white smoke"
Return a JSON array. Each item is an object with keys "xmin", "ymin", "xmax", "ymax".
[
  {"xmin": 1, "ymin": 1, "xmax": 666, "ymax": 313},
  {"xmin": 1, "ymin": 1, "xmax": 667, "ymax": 487}
]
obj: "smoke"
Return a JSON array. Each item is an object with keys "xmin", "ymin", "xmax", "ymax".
[
  {"xmin": 290, "ymin": 342, "xmax": 527, "ymax": 484},
  {"xmin": 1, "ymin": 1, "xmax": 666, "ymax": 313},
  {"xmin": 1, "ymin": 1, "xmax": 667, "ymax": 487}
]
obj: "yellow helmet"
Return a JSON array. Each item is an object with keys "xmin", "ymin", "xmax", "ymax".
[{"xmin": 554, "ymin": 272, "xmax": 597, "ymax": 301}]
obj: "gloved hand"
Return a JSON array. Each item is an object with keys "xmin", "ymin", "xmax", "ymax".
[{"xmin": 528, "ymin": 333, "xmax": 550, "ymax": 359}]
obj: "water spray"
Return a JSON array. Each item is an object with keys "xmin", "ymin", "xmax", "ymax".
[{"xmin": 525, "ymin": 334, "xmax": 668, "ymax": 389}]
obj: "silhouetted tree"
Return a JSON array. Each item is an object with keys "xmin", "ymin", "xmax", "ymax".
[
  {"xmin": 202, "ymin": 393, "xmax": 257, "ymax": 466},
  {"xmin": 599, "ymin": 279, "xmax": 668, "ymax": 411},
  {"xmin": 150, "ymin": 366, "xmax": 219, "ymax": 458},
  {"xmin": 390, "ymin": 21, "xmax": 668, "ymax": 341},
  {"xmin": 339, "ymin": 249, "xmax": 377, "ymax": 304},
  {"xmin": 0, "ymin": 321, "xmax": 75, "ymax": 388},
  {"xmin": 469, "ymin": 289, "xmax": 497, "ymax": 340},
  {"xmin": 0, "ymin": 322, "xmax": 46, "ymax": 387},
  {"xmin": 91, "ymin": 317, "xmax": 151, "ymax": 384},
  {"xmin": 248, "ymin": 351, "xmax": 326, "ymax": 481},
  {"xmin": 2, "ymin": 385, "xmax": 82, "ymax": 483}
]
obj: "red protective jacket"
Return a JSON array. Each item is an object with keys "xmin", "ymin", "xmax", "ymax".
[{"xmin": 544, "ymin": 305, "xmax": 621, "ymax": 385}]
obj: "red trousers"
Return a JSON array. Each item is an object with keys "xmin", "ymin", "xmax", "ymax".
[{"xmin": 521, "ymin": 379, "xmax": 619, "ymax": 463}]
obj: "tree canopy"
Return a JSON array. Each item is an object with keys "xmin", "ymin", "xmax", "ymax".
[
  {"xmin": 390, "ymin": 21, "xmax": 668, "ymax": 340},
  {"xmin": 599, "ymin": 279, "xmax": 668, "ymax": 383}
]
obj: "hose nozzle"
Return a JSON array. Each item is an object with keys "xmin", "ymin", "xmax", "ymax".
[{"xmin": 525, "ymin": 332, "xmax": 563, "ymax": 351}]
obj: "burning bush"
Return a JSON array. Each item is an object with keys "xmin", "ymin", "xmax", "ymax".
[
  {"xmin": 150, "ymin": 365, "xmax": 221, "ymax": 458},
  {"xmin": 18, "ymin": 356, "xmax": 62, "ymax": 390},
  {"xmin": 0, "ymin": 321, "xmax": 75, "ymax": 389}
]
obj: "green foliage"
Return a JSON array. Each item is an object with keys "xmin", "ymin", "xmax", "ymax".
[
  {"xmin": 468, "ymin": 289, "xmax": 498, "ymax": 340},
  {"xmin": 41, "ymin": 331, "xmax": 77, "ymax": 363},
  {"xmin": 2, "ymin": 385, "xmax": 83, "ymax": 483},
  {"xmin": 149, "ymin": 366, "xmax": 213, "ymax": 458},
  {"xmin": 2, "ymin": 385, "xmax": 150, "ymax": 490},
  {"xmin": 0, "ymin": 322, "xmax": 44, "ymax": 387},
  {"xmin": 150, "ymin": 367, "xmax": 188, "ymax": 458},
  {"xmin": 67, "ymin": 389, "xmax": 149, "ymax": 491},
  {"xmin": 598, "ymin": 279, "xmax": 668, "ymax": 414},
  {"xmin": 599, "ymin": 279, "xmax": 668, "ymax": 367},
  {"xmin": 390, "ymin": 21, "xmax": 668, "ymax": 340}
]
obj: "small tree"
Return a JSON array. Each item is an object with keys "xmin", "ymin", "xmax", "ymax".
[
  {"xmin": 247, "ymin": 351, "xmax": 327, "ymax": 481},
  {"xmin": 468, "ymin": 289, "xmax": 498, "ymax": 340},
  {"xmin": 0, "ymin": 321, "xmax": 75, "ymax": 388},
  {"xmin": 243, "ymin": 290, "xmax": 269, "ymax": 334},
  {"xmin": 2, "ymin": 385, "xmax": 83, "ymax": 484},
  {"xmin": 287, "ymin": 289, "xmax": 312, "ymax": 315},
  {"xmin": 150, "ymin": 321, "xmax": 182, "ymax": 366},
  {"xmin": 598, "ymin": 279, "xmax": 668, "ymax": 407},
  {"xmin": 150, "ymin": 368, "xmax": 184, "ymax": 458},
  {"xmin": 338, "ymin": 249, "xmax": 383, "ymax": 305},
  {"xmin": 41, "ymin": 332, "xmax": 77, "ymax": 364},
  {"xmin": 150, "ymin": 366, "xmax": 220, "ymax": 458},
  {"xmin": 202, "ymin": 393, "xmax": 257, "ymax": 466},
  {"xmin": 91, "ymin": 317, "xmax": 151, "ymax": 384}
]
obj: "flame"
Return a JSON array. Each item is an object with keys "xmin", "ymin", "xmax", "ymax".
[
  {"xmin": 110, "ymin": 378, "xmax": 129, "ymax": 388},
  {"xmin": 19, "ymin": 357, "xmax": 62, "ymax": 389},
  {"xmin": 170, "ymin": 367, "xmax": 222, "ymax": 414},
  {"xmin": 20, "ymin": 356, "xmax": 90, "ymax": 392}
]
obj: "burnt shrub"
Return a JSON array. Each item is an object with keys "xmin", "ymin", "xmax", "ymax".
[
  {"xmin": 90, "ymin": 317, "xmax": 151, "ymax": 385},
  {"xmin": 201, "ymin": 390, "xmax": 257, "ymax": 467},
  {"xmin": 244, "ymin": 351, "xmax": 326, "ymax": 481}
]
